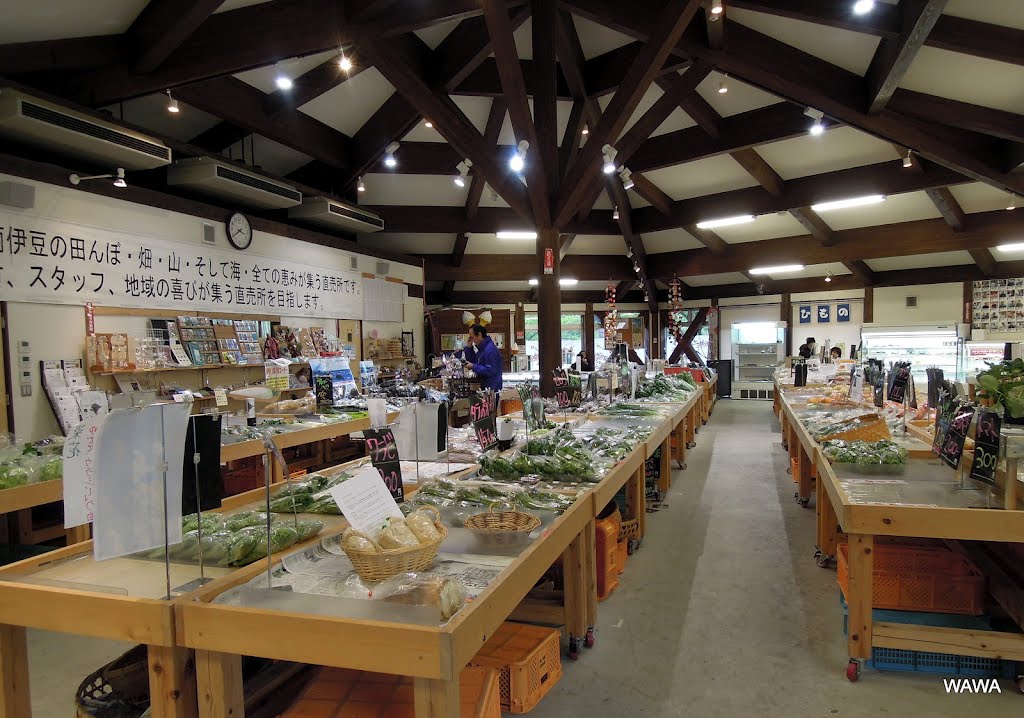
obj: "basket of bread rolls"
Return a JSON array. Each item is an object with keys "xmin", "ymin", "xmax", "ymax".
[{"xmin": 341, "ymin": 505, "xmax": 447, "ymax": 583}]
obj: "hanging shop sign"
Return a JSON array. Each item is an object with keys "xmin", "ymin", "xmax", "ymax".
[
  {"xmin": 817, "ymin": 304, "xmax": 831, "ymax": 322},
  {"xmin": 0, "ymin": 214, "xmax": 363, "ymax": 319},
  {"xmin": 837, "ymin": 303, "xmax": 851, "ymax": 322},
  {"xmin": 798, "ymin": 306, "xmax": 812, "ymax": 324},
  {"xmin": 543, "ymin": 248, "xmax": 554, "ymax": 275},
  {"xmin": 364, "ymin": 427, "xmax": 404, "ymax": 502}
]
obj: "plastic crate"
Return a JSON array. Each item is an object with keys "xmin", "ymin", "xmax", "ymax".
[
  {"xmin": 469, "ymin": 622, "xmax": 562, "ymax": 714},
  {"xmin": 279, "ymin": 665, "xmax": 501, "ymax": 718},
  {"xmin": 618, "ymin": 517, "xmax": 640, "ymax": 543},
  {"xmin": 838, "ymin": 542, "xmax": 986, "ymax": 615},
  {"xmin": 596, "ymin": 503, "xmax": 621, "ymax": 600}
]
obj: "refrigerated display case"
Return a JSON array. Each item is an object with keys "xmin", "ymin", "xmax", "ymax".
[
  {"xmin": 859, "ymin": 323, "xmax": 966, "ymax": 387},
  {"xmin": 731, "ymin": 322, "xmax": 785, "ymax": 398},
  {"xmin": 962, "ymin": 341, "xmax": 1007, "ymax": 381}
]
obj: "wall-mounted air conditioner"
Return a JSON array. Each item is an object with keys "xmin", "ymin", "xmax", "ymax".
[
  {"xmin": 0, "ymin": 88, "xmax": 171, "ymax": 170},
  {"xmin": 288, "ymin": 196, "xmax": 384, "ymax": 233},
  {"xmin": 167, "ymin": 157, "xmax": 302, "ymax": 210}
]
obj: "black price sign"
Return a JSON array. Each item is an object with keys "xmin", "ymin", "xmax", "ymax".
[
  {"xmin": 552, "ymin": 369, "xmax": 571, "ymax": 408},
  {"xmin": 939, "ymin": 404, "xmax": 975, "ymax": 470},
  {"xmin": 471, "ymin": 391, "xmax": 498, "ymax": 451},
  {"xmin": 568, "ymin": 371, "xmax": 583, "ymax": 406},
  {"xmin": 932, "ymin": 396, "xmax": 958, "ymax": 456},
  {"xmin": 969, "ymin": 409, "xmax": 1001, "ymax": 486},
  {"xmin": 364, "ymin": 427, "xmax": 404, "ymax": 501},
  {"xmin": 888, "ymin": 364, "xmax": 911, "ymax": 404},
  {"xmin": 314, "ymin": 375, "xmax": 334, "ymax": 408}
]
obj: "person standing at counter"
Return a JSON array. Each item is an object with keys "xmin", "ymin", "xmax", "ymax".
[{"xmin": 458, "ymin": 324, "xmax": 503, "ymax": 391}]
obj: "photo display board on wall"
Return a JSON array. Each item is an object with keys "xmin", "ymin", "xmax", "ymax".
[{"xmin": 973, "ymin": 278, "xmax": 1024, "ymax": 332}]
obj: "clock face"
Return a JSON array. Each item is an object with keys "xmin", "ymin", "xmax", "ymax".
[{"xmin": 227, "ymin": 212, "xmax": 252, "ymax": 250}]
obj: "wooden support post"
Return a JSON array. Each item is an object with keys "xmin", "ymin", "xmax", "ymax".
[
  {"xmin": 581, "ymin": 518, "xmax": 597, "ymax": 634},
  {"xmin": 685, "ymin": 406, "xmax": 696, "ymax": 447},
  {"xmin": 148, "ymin": 646, "xmax": 198, "ymax": 718},
  {"xmin": 1005, "ymin": 457, "xmax": 1019, "ymax": 511},
  {"xmin": 584, "ymin": 302, "xmax": 595, "ymax": 368},
  {"xmin": 863, "ymin": 287, "xmax": 874, "ymax": 324},
  {"xmin": 815, "ymin": 460, "xmax": 840, "ymax": 558},
  {"xmin": 561, "ymin": 527, "xmax": 588, "ymax": 643},
  {"xmin": 66, "ymin": 523, "xmax": 91, "ymax": 545},
  {"xmin": 0, "ymin": 625, "xmax": 30, "ymax": 718},
  {"xmin": 537, "ymin": 228, "xmax": 561, "ymax": 397},
  {"xmin": 659, "ymin": 437, "xmax": 672, "ymax": 494},
  {"xmin": 797, "ymin": 444, "xmax": 813, "ymax": 506},
  {"xmin": 515, "ymin": 302, "xmax": 526, "ymax": 354},
  {"xmin": 781, "ymin": 293, "xmax": 792, "ymax": 357},
  {"xmin": 630, "ymin": 464, "xmax": 646, "ymax": 538},
  {"xmin": 846, "ymin": 534, "xmax": 874, "ymax": 661},
  {"xmin": 414, "ymin": 677, "xmax": 460, "ymax": 718},
  {"xmin": 195, "ymin": 650, "xmax": 243, "ymax": 718}
]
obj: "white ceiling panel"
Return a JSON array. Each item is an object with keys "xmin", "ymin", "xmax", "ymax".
[
  {"xmin": 235, "ymin": 50, "xmax": 337, "ymax": 94},
  {"xmin": 570, "ymin": 280, "xmax": 615, "ymax": 291},
  {"xmin": 359, "ymin": 174, "xmax": 468, "ymax": 206},
  {"xmin": 246, "ymin": 135, "xmax": 310, "ymax": 177},
  {"xmin": 813, "ymin": 191, "xmax": 942, "ymax": 231},
  {"xmin": 696, "ymin": 71, "xmax": 783, "ymax": 117},
  {"xmin": 573, "ymin": 15, "xmax": 636, "ymax": 59},
  {"xmin": 0, "ymin": 1, "xmax": 148, "ymax": 43},
  {"xmin": 683, "ymin": 272, "xmax": 750, "ymax": 287},
  {"xmin": 358, "ymin": 234, "xmax": 455, "ymax": 255},
  {"xmin": 216, "ymin": 0, "xmax": 273, "ymax": 12},
  {"xmin": 762, "ymin": 263, "xmax": 851, "ymax": 280},
  {"xmin": 466, "ymin": 234, "xmax": 535, "ymax": 254},
  {"xmin": 643, "ymin": 155, "xmax": 759, "ymax": 201},
  {"xmin": 899, "ymin": 46, "xmax": 1024, "ymax": 115},
  {"xmin": 299, "ymin": 67, "xmax": 396, "ymax": 136},
  {"xmin": 754, "ymin": 127, "xmax": 899, "ymax": 181},
  {"xmin": 497, "ymin": 100, "xmax": 576, "ymax": 145},
  {"xmin": 617, "ymin": 85, "xmax": 665, "ymax": 141},
  {"xmin": 728, "ymin": 8, "xmax": 882, "ymax": 75},
  {"xmin": 108, "ymin": 94, "xmax": 222, "ymax": 143},
  {"xmin": 414, "ymin": 18, "xmax": 461, "ymax": 49},
  {"xmin": 565, "ymin": 235, "xmax": 629, "ymax": 255},
  {"xmin": 450, "ymin": 96, "xmax": 497, "ymax": 135},
  {"xmin": 513, "ymin": 18, "xmax": 533, "ymax": 60},
  {"xmin": 478, "ymin": 184, "xmax": 511, "ymax": 208},
  {"xmin": 402, "ymin": 119, "xmax": 445, "ymax": 143},
  {"xmin": 866, "ymin": 251, "xmax": 975, "ymax": 272},
  {"xmin": 949, "ymin": 183, "xmax": 1018, "ymax": 214},
  {"xmin": 642, "ymin": 228, "xmax": 706, "ymax": 254},
  {"xmin": 715, "ymin": 212, "xmax": 807, "ymax": 244},
  {"xmin": 651, "ymin": 107, "xmax": 698, "ymax": 136},
  {"xmin": 944, "ymin": 0, "xmax": 1024, "ymax": 31},
  {"xmin": 993, "ymin": 246, "xmax": 1024, "ymax": 262}
]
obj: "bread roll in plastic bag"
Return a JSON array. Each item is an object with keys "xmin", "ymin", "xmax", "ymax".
[
  {"xmin": 376, "ymin": 517, "xmax": 420, "ymax": 549},
  {"xmin": 405, "ymin": 510, "xmax": 441, "ymax": 543},
  {"xmin": 342, "ymin": 527, "xmax": 377, "ymax": 552},
  {"xmin": 372, "ymin": 573, "xmax": 465, "ymax": 621}
]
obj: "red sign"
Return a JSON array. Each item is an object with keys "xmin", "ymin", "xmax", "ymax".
[{"xmin": 543, "ymin": 248, "xmax": 554, "ymax": 275}]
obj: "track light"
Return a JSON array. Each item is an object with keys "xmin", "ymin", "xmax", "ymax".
[
  {"xmin": 718, "ymin": 79, "xmax": 728, "ymax": 94},
  {"xmin": 634, "ymin": 263, "xmax": 641, "ymax": 274},
  {"xmin": 825, "ymin": 271, "xmax": 833, "ymax": 283},
  {"xmin": 275, "ymin": 63, "xmax": 293, "ymax": 90},
  {"xmin": 70, "ymin": 167, "xmax": 126, "ymax": 188},
  {"xmin": 510, "ymin": 140, "xmax": 529, "ymax": 173},
  {"xmin": 424, "ymin": 118, "xmax": 433, "ymax": 128},
  {"xmin": 384, "ymin": 142, "xmax": 399, "ymax": 168},
  {"xmin": 1009, "ymin": 196, "xmax": 1017, "ymax": 211},
  {"xmin": 626, "ymin": 248, "xmax": 633, "ymax": 259},
  {"xmin": 619, "ymin": 167, "xmax": 634, "ymax": 190},
  {"xmin": 613, "ymin": 206, "xmax": 620, "ymax": 221},
  {"xmin": 581, "ymin": 125, "xmax": 589, "ymax": 136},
  {"xmin": 454, "ymin": 159, "xmax": 472, "ymax": 188},
  {"xmin": 357, "ymin": 176, "xmax": 365, "ymax": 193},
  {"xmin": 339, "ymin": 50, "xmax": 352, "ymax": 72},
  {"xmin": 903, "ymin": 151, "xmax": 913, "ymax": 168},
  {"xmin": 602, "ymin": 145, "xmax": 618, "ymax": 174},
  {"xmin": 853, "ymin": 0, "xmax": 874, "ymax": 15},
  {"xmin": 711, "ymin": 0, "xmax": 723, "ymax": 15},
  {"xmin": 644, "ymin": 293, "xmax": 649, "ymax": 302},
  {"xmin": 166, "ymin": 90, "xmax": 179, "ymax": 113},
  {"xmin": 804, "ymin": 107, "xmax": 825, "ymax": 136}
]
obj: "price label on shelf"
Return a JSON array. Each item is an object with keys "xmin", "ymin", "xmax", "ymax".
[
  {"xmin": 552, "ymin": 369, "xmax": 570, "ymax": 408},
  {"xmin": 214, "ymin": 387, "xmax": 228, "ymax": 407},
  {"xmin": 470, "ymin": 391, "xmax": 498, "ymax": 451},
  {"xmin": 969, "ymin": 409, "xmax": 1000, "ymax": 486},
  {"xmin": 939, "ymin": 404, "xmax": 975, "ymax": 470},
  {"xmin": 364, "ymin": 427, "xmax": 403, "ymax": 502},
  {"xmin": 264, "ymin": 361, "xmax": 290, "ymax": 392}
]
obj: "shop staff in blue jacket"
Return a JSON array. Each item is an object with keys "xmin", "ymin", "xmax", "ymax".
[{"xmin": 459, "ymin": 324, "xmax": 503, "ymax": 392}]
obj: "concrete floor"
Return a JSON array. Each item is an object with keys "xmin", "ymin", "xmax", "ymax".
[{"xmin": 27, "ymin": 399, "xmax": 1023, "ymax": 716}]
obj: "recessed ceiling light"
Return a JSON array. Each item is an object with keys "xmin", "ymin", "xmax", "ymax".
[
  {"xmin": 718, "ymin": 80, "xmax": 728, "ymax": 94},
  {"xmin": 748, "ymin": 264, "xmax": 804, "ymax": 275},
  {"xmin": 811, "ymin": 195, "xmax": 885, "ymax": 212},
  {"xmin": 166, "ymin": 90, "xmax": 179, "ymax": 113},
  {"xmin": 581, "ymin": 125, "xmax": 589, "ymax": 136},
  {"xmin": 825, "ymin": 271, "xmax": 833, "ymax": 283},
  {"xmin": 559, "ymin": 278, "xmax": 579, "ymax": 286},
  {"xmin": 711, "ymin": 0, "xmax": 723, "ymax": 15},
  {"xmin": 424, "ymin": 118, "xmax": 433, "ymax": 129},
  {"xmin": 853, "ymin": 0, "xmax": 874, "ymax": 15},
  {"xmin": 339, "ymin": 51, "xmax": 352, "ymax": 72},
  {"xmin": 996, "ymin": 242, "xmax": 1024, "ymax": 252},
  {"xmin": 696, "ymin": 214, "xmax": 755, "ymax": 229},
  {"xmin": 497, "ymin": 231, "xmax": 537, "ymax": 240}
]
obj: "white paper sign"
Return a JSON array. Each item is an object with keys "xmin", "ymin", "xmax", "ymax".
[
  {"xmin": 0, "ymin": 213, "xmax": 364, "ymax": 319},
  {"xmin": 214, "ymin": 387, "xmax": 228, "ymax": 407},
  {"xmin": 328, "ymin": 465, "xmax": 404, "ymax": 539},
  {"xmin": 62, "ymin": 414, "xmax": 109, "ymax": 528}
]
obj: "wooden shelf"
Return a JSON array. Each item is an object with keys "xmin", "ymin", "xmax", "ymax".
[
  {"xmin": 91, "ymin": 361, "xmax": 312, "ymax": 376},
  {"xmin": 0, "ymin": 480, "xmax": 62, "ymax": 514}
]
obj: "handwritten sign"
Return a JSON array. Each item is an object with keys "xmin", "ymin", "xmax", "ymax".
[
  {"xmin": 314, "ymin": 375, "xmax": 334, "ymax": 408},
  {"xmin": 63, "ymin": 415, "xmax": 107, "ymax": 528},
  {"xmin": 887, "ymin": 364, "xmax": 911, "ymax": 404},
  {"xmin": 328, "ymin": 465, "xmax": 404, "ymax": 539},
  {"xmin": 471, "ymin": 391, "xmax": 498, "ymax": 451},
  {"xmin": 568, "ymin": 371, "xmax": 583, "ymax": 406},
  {"xmin": 969, "ymin": 409, "xmax": 1000, "ymax": 485},
  {"xmin": 552, "ymin": 369, "xmax": 571, "ymax": 408},
  {"xmin": 939, "ymin": 404, "xmax": 975, "ymax": 470},
  {"xmin": 364, "ymin": 427, "xmax": 403, "ymax": 501},
  {"xmin": 265, "ymin": 361, "xmax": 290, "ymax": 392},
  {"xmin": 932, "ymin": 396, "xmax": 958, "ymax": 456}
]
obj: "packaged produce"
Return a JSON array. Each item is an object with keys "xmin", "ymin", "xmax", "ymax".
[
  {"xmin": 405, "ymin": 510, "xmax": 442, "ymax": 543},
  {"xmin": 372, "ymin": 573, "xmax": 465, "ymax": 621},
  {"xmin": 224, "ymin": 511, "xmax": 271, "ymax": 533},
  {"xmin": 822, "ymin": 439, "xmax": 908, "ymax": 465},
  {"xmin": 182, "ymin": 512, "xmax": 224, "ymax": 534},
  {"xmin": 192, "ymin": 530, "xmax": 235, "ymax": 562},
  {"xmin": 342, "ymin": 527, "xmax": 376, "ymax": 552},
  {"xmin": 223, "ymin": 528, "xmax": 260, "ymax": 566},
  {"xmin": 294, "ymin": 519, "xmax": 325, "ymax": 542},
  {"xmin": 247, "ymin": 525, "xmax": 300, "ymax": 561},
  {"xmin": 37, "ymin": 455, "xmax": 63, "ymax": 482},
  {"xmin": 377, "ymin": 517, "xmax": 420, "ymax": 549},
  {"xmin": 171, "ymin": 531, "xmax": 201, "ymax": 559},
  {"xmin": 261, "ymin": 394, "xmax": 316, "ymax": 415}
]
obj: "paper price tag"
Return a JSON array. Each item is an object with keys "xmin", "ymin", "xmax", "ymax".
[
  {"xmin": 214, "ymin": 387, "xmax": 228, "ymax": 407},
  {"xmin": 969, "ymin": 409, "xmax": 1000, "ymax": 486},
  {"xmin": 328, "ymin": 466, "xmax": 404, "ymax": 539}
]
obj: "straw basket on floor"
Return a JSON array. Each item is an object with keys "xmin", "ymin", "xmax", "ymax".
[
  {"xmin": 464, "ymin": 507, "xmax": 541, "ymax": 549},
  {"xmin": 341, "ymin": 505, "xmax": 447, "ymax": 583}
]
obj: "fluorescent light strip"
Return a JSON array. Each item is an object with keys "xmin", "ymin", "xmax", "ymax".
[
  {"xmin": 996, "ymin": 243, "xmax": 1024, "ymax": 253},
  {"xmin": 695, "ymin": 214, "xmax": 755, "ymax": 229},
  {"xmin": 810, "ymin": 195, "xmax": 885, "ymax": 212},
  {"xmin": 748, "ymin": 264, "xmax": 805, "ymax": 275},
  {"xmin": 528, "ymin": 277, "xmax": 580, "ymax": 286},
  {"xmin": 496, "ymin": 231, "xmax": 537, "ymax": 240}
]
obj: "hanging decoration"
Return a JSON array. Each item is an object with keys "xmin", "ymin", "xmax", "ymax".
[
  {"xmin": 668, "ymin": 276, "xmax": 685, "ymax": 341},
  {"xmin": 604, "ymin": 283, "xmax": 618, "ymax": 349}
]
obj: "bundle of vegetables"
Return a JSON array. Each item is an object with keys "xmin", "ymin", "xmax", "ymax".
[
  {"xmin": 0, "ymin": 459, "xmax": 32, "ymax": 489},
  {"xmin": 821, "ymin": 439, "xmax": 907, "ymax": 465},
  {"xmin": 479, "ymin": 446, "xmax": 604, "ymax": 482},
  {"xmin": 0, "ymin": 452, "xmax": 62, "ymax": 489},
  {"xmin": 976, "ymin": 359, "xmax": 1024, "ymax": 419},
  {"xmin": 582, "ymin": 426, "xmax": 650, "ymax": 460},
  {"xmin": 409, "ymin": 479, "xmax": 576, "ymax": 514},
  {"xmin": 265, "ymin": 472, "xmax": 351, "ymax": 514},
  {"xmin": 634, "ymin": 373, "xmax": 694, "ymax": 401},
  {"xmin": 594, "ymin": 403, "xmax": 664, "ymax": 418}
]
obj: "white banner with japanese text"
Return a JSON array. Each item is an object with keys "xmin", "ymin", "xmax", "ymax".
[{"xmin": 0, "ymin": 214, "xmax": 364, "ymax": 319}]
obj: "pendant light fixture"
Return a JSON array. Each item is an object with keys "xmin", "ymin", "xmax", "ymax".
[
  {"xmin": 383, "ymin": 142, "xmax": 399, "ymax": 168},
  {"xmin": 602, "ymin": 145, "xmax": 618, "ymax": 174},
  {"xmin": 453, "ymin": 159, "xmax": 472, "ymax": 187},
  {"xmin": 357, "ymin": 176, "xmax": 365, "ymax": 193},
  {"xmin": 166, "ymin": 90, "xmax": 179, "ymax": 113}
]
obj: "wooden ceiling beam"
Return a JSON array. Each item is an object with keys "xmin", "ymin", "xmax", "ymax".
[
  {"xmin": 584, "ymin": 42, "xmax": 691, "ymax": 98},
  {"xmin": 925, "ymin": 187, "xmax": 968, "ymax": 231},
  {"xmin": 559, "ymin": 233, "xmax": 577, "ymax": 259},
  {"xmin": 532, "ymin": 0, "xmax": 559, "ymax": 201},
  {"xmin": 703, "ymin": 2, "xmax": 724, "ymax": 50},
  {"xmin": 629, "ymin": 173, "xmax": 674, "ymax": 215},
  {"xmin": 423, "ymin": 253, "xmax": 633, "ymax": 281},
  {"xmin": 843, "ymin": 260, "xmax": 875, "ymax": 286},
  {"xmin": 969, "ymin": 249, "xmax": 998, "ymax": 278},
  {"xmin": 730, "ymin": 147, "xmax": 785, "ymax": 198},
  {"xmin": 675, "ymin": 92, "xmax": 723, "ymax": 139},
  {"xmin": 435, "ymin": 7, "xmax": 530, "ymax": 90},
  {"xmin": 790, "ymin": 207, "xmax": 835, "ymax": 245},
  {"xmin": 684, "ymin": 224, "xmax": 730, "ymax": 254},
  {"xmin": 559, "ymin": 100, "xmax": 586, "ymax": 180},
  {"xmin": 554, "ymin": 0, "xmax": 703, "ymax": 227},
  {"xmin": 608, "ymin": 177, "xmax": 658, "ymax": 313},
  {"xmin": 372, "ymin": 205, "xmax": 617, "ymax": 235},
  {"xmin": 865, "ymin": 0, "xmax": 949, "ymax": 114},
  {"xmin": 888, "ymin": 91, "xmax": 1024, "ymax": 144},
  {"xmin": 0, "ymin": 35, "xmax": 123, "ymax": 75},
  {"xmin": 128, "ymin": 0, "xmax": 225, "ymax": 74},
  {"xmin": 449, "ymin": 58, "xmax": 574, "ymax": 99}
]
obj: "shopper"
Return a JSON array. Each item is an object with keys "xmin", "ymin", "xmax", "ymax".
[
  {"xmin": 798, "ymin": 343, "xmax": 812, "ymax": 359},
  {"xmin": 573, "ymin": 351, "xmax": 594, "ymax": 372},
  {"xmin": 460, "ymin": 324, "xmax": 503, "ymax": 391},
  {"xmin": 830, "ymin": 346, "xmax": 842, "ymax": 361}
]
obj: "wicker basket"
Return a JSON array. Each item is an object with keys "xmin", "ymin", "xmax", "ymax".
[
  {"xmin": 464, "ymin": 507, "xmax": 541, "ymax": 549},
  {"xmin": 341, "ymin": 506, "xmax": 447, "ymax": 583}
]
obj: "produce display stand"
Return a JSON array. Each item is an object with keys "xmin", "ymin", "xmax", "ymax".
[
  {"xmin": 177, "ymin": 491, "xmax": 595, "ymax": 718},
  {"xmin": 0, "ymin": 480, "xmax": 90, "ymax": 545}
]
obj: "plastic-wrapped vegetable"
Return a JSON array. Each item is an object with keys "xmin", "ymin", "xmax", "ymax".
[
  {"xmin": 294, "ymin": 519, "xmax": 324, "ymax": 542},
  {"xmin": 405, "ymin": 510, "xmax": 441, "ymax": 543},
  {"xmin": 377, "ymin": 517, "xmax": 419, "ymax": 549},
  {"xmin": 246, "ymin": 524, "xmax": 300, "ymax": 561},
  {"xmin": 170, "ymin": 530, "xmax": 201, "ymax": 559},
  {"xmin": 268, "ymin": 492, "xmax": 314, "ymax": 513},
  {"xmin": 36, "ymin": 455, "xmax": 63, "ymax": 482},
  {"xmin": 224, "ymin": 511, "xmax": 272, "ymax": 532},
  {"xmin": 373, "ymin": 574, "xmax": 465, "ymax": 622},
  {"xmin": 342, "ymin": 527, "xmax": 376, "ymax": 552},
  {"xmin": 0, "ymin": 461, "xmax": 32, "ymax": 489},
  {"xmin": 222, "ymin": 528, "xmax": 260, "ymax": 566},
  {"xmin": 192, "ymin": 530, "xmax": 234, "ymax": 562},
  {"xmin": 182, "ymin": 512, "xmax": 224, "ymax": 534}
]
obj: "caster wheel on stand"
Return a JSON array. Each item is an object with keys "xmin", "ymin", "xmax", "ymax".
[
  {"xmin": 568, "ymin": 637, "xmax": 581, "ymax": 661},
  {"xmin": 679, "ymin": 463, "xmax": 687, "ymax": 471},
  {"xmin": 816, "ymin": 554, "xmax": 835, "ymax": 569},
  {"xmin": 846, "ymin": 660, "xmax": 861, "ymax": 682},
  {"xmin": 627, "ymin": 539, "xmax": 640, "ymax": 555},
  {"xmin": 1015, "ymin": 675, "xmax": 1024, "ymax": 694},
  {"xmin": 687, "ymin": 441, "xmax": 696, "ymax": 449},
  {"xmin": 584, "ymin": 628, "xmax": 595, "ymax": 649},
  {"xmin": 800, "ymin": 497, "xmax": 811, "ymax": 508}
]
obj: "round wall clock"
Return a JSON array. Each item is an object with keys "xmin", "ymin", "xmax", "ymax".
[{"xmin": 226, "ymin": 212, "xmax": 253, "ymax": 250}]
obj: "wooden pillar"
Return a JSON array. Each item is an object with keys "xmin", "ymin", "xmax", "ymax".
[
  {"xmin": 0, "ymin": 625, "xmax": 30, "ymax": 718},
  {"xmin": 780, "ymin": 293, "xmax": 792, "ymax": 357},
  {"xmin": 514, "ymin": 302, "xmax": 526, "ymax": 363},
  {"xmin": 962, "ymin": 281, "xmax": 973, "ymax": 324},
  {"xmin": 709, "ymin": 298, "xmax": 719, "ymax": 361},
  {"xmin": 863, "ymin": 287, "xmax": 873, "ymax": 323},
  {"xmin": 584, "ymin": 302, "xmax": 595, "ymax": 367},
  {"xmin": 537, "ymin": 227, "xmax": 561, "ymax": 396}
]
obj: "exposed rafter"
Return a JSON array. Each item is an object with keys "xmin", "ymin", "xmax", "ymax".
[
  {"xmin": 925, "ymin": 187, "xmax": 968, "ymax": 231},
  {"xmin": 730, "ymin": 148, "xmax": 784, "ymax": 198},
  {"xmin": 865, "ymin": 0, "xmax": 948, "ymax": 113},
  {"xmin": 608, "ymin": 177, "xmax": 657, "ymax": 313},
  {"xmin": 843, "ymin": 260, "xmax": 876, "ymax": 286},
  {"xmin": 128, "ymin": 0, "xmax": 225, "ymax": 74},
  {"xmin": 790, "ymin": 207, "xmax": 835, "ymax": 246}
]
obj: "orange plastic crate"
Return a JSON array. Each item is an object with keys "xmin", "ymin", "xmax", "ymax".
[
  {"xmin": 837, "ymin": 542, "xmax": 986, "ymax": 615},
  {"xmin": 469, "ymin": 622, "xmax": 562, "ymax": 714},
  {"xmin": 595, "ymin": 513, "xmax": 621, "ymax": 601},
  {"xmin": 279, "ymin": 665, "xmax": 500, "ymax": 718}
]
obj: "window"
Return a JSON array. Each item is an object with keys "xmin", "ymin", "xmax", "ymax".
[{"xmin": 524, "ymin": 313, "xmax": 585, "ymax": 369}]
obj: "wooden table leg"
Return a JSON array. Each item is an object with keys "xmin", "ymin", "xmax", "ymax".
[
  {"xmin": 582, "ymin": 519, "xmax": 597, "ymax": 642},
  {"xmin": 195, "ymin": 650, "xmax": 243, "ymax": 718},
  {"xmin": 658, "ymin": 438, "xmax": 672, "ymax": 493},
  {"xmin": 631, "ymin": 466, "xmax": 646, "ymax": 538},
  {"xmin": 796, "ymin": 446, "xmax": 812, "ymax": 506},
  {"xmin": 0, "ymin": 624, "xmax": 30, "ymax": 718},
  {"xmin": 846, "ymin": 534, "xmax": 874, "ymax": 664},
  {"xmin": 414, "ymin": 678, "xmax": 460, "ymax": 718},
  {"xmin": 149, "ymin": 646, "xmax": 197, "ymax": 718},
  {"xmin": 562, "ymin": 528, "xmax": 588, "ymax": 656},
  {"xmin": 816, "ymin": 468, "xmax": 839, "ymax": 560},
  {"xmin": 66, "ymin": 523, "xmax": 91, "ymax": 545}
]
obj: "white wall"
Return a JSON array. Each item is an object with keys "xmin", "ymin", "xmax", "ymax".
[
  {"xmin": 790, "ymin": 292, "xmax": 864, "ymax": 357},
  {"xmin": 1, "ymin": 173, "xmax": 423, "ymax": 440},
  {"xmin": 872, "ymin": 283, "xmax": 963, "ymax": 325},
  {"xmin": 719, "ymin": 302, "xmax": 783, "ymax": 360}
]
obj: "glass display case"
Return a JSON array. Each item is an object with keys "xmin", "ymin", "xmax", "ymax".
[
  {"xmin": 859, "ymin": 324, "xmax": 965, "ymax": 387},
  {"xmin": 962, "ymin": 341, "xmax": 1008, "ymax": 381},
  {"xmin": 731, "ymin": 322, "xmax": 785, "ymax": 385}
]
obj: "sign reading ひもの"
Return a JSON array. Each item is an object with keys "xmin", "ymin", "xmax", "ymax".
[{"xmin": 0, "ymin": 214, "xmax": 363, "ymax": 319}]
